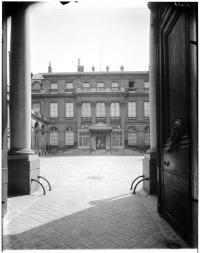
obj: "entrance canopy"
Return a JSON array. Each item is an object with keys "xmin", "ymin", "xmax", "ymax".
[{"xmin": 89, "ymin": 122, "xmax": 113, "ymax": 132}]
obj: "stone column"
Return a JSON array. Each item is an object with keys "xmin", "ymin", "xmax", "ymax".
[
  {"xmin": 91, "ymin": 101, "xmax": 96, "ymax": 125},
  {"xmin": 106, "ymin": 102, "xmax": 111, "ymax": 125},
  {"xmin": 2, "ymin": 2, "xmax": 8, "ymax": 215},
  {"xmin": 8, "ymin": 4, "xmax": 40, "ymax": 195},
  {"xmin": 120, "ymin": 102, "xmax": 125, "ymax": 129},
  {"xmin": 143, "ymin": 10, "xmax": 157, "ymax": 195},
  {"xmin": 76, "ymin": 101, "xmax": 82, "ymax": 129}
]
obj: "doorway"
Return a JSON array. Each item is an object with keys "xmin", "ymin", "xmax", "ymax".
[{"xmin": 96, "ymin": 136, "xmax": 106, "ymax": 150}]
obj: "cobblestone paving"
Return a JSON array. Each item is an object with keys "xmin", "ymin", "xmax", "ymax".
[{"xmin": 3, "ymin": 156, "xmax": 190, "ymax": 250}]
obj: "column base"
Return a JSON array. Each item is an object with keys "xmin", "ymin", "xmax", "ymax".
[
  {"xmin": 8, "ymin": 154, "xmax": 40, "ymax": 196},
  {"xmin": 143, "ymin": 152, "xmax": 157, "ymax": 195},
  {"xmin": 8, "ymin": 148, "xmax": 35, "ymax": 155}
]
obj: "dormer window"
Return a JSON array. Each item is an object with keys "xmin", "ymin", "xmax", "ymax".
[
  {"xmin": 66, "ymin": 82, "xmax": 73, "ymax": 90},
  {"xmin": 129, "ymin": 81, "xmax": 135, "ymax": 88},
  {"xmin": 97, "ymin": 82, "xmax": 104, "ymax": 91},
  {"xmin": 112, "ymin": 82, "xmax": 118, "ymax": 91},
  {"xmin": 32, "ymin": 82, "xmax": 41, "ymax": 93},
  {"xmin": 83, "ymin": 82, "xmax": 90, "ymax": 90},
  {"xmin": 50, "ymin": 82, "xmax": 57, "ymax": 94}
]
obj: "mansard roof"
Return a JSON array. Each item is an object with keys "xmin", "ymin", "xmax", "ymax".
[{"xmin": 32, "ymin": 74, "xmax": 44, "ymax": 80}]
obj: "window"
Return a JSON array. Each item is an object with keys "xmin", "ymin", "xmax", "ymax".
[
  {"xmin": 144, "ymin": 82, "xmax": 149, "ymax": 88},
  {"xmin": 79, "ymin": 131, "xmax": 90, "ymax": 147},
  {"xmin": 32, "ymin": 103, "xmax": 40, "ymax": 113},
  {"xmin": 66, "ymin": 103, "xmax": 74, "ymax": 118},
  {"xmin": 83, "ymin": 82, "xmax": 90, "ymax": 90},
  {"xmin": 96, "ymin": 103, "xmax": 106, "ymax": 117},
  {"xmin": 66, "ymin": 82, "xmax": 73, "ymax": 89},
  {"xmin": 128, "ymin": 126, "xmax": 137, "ymax": 145},
  {"xmin": 97, "ymin": 82, "xmax": 104, "ymax": 91},
  {"xmin": 41, "ymin": 125, "xmax": 45, "ymax": 134},
  {"xmin": 50, "ymin": 127, "xmax": 58, "ymax": 145},
  {"xmin": 66, "ymin": 127, "xmax": 74, "ymax": 145},
  {"xmin": 50, "ymin": 103, "xmax": 58, "ymax": 117},
  {"xmin": 144, "ymin": 102, "xmax": 149, "ymax": 118},
  {"xmin": 32, "ymin": 82, "xmax": 41, "ymax": 91},
  {"xmin": 145, "ymin": 126, "xmax": 150, "ymax": 145},
  {"xmin": 129, "ymin": 81, "xmax": 135, "ymax": 88},
  {"xmin": 81, "ymin": 103, "xmax": 91, "ymax": 117},
  {"xmin": 112, "ymin": 131, "xmax": 123, "ymax": 147},
  {"xmin": 128, "ymin": 102, "xmax": 136, "ymax": 118},
  {"xmin": 111, "ymin": 102, "xmax": 120, "ymax": 118},
  {"xmin": 51, "ymin": 83, "xmax": 57, "ymax": 89}
]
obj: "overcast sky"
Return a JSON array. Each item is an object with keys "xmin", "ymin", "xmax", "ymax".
[{"xmin": 8, "ymin": 0, "xmax": 150, "ymax": 74}]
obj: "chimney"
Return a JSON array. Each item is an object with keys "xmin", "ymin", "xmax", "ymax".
[
  {"xmin": 77, "ymin": 58, "xmax": 84, "ymax": 72},
  {"xmin": 48, "ymin": 62, "xmax": 52, "ymax": 73}
]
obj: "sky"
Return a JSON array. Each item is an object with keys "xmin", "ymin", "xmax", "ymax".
[{"xmin": 8, "ymin": 0, "xmax": 150, "ymax": 74}]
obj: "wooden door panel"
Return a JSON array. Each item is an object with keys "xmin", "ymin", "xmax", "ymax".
[
  {"xmin": 164, "ymin": 145, "xmax": 190, "ymax": 176},
  {"xmin": 164, "ymin": 187, "xmax": 191, "ymax": 230},
  {"xmin": 168, "ymin": 13, "xmax": 188, "ymax": 129},
  {"xmin": 161, "ymin": 8, "xmax": 191, "ymax": 240}
]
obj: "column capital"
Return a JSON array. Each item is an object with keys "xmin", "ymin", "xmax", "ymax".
[
  {"xmin": 120, "ymin": 101, "xmax": 125, "ymax": 107},
  {"xmin": 91, "ymin": 101, "xmax": 96, "ymax": 107}
]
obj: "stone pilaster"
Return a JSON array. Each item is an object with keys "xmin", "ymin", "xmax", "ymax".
[
  {"xmin": 106, "ymin": 101, "xmax": 111, "ymax": 125},
  {"xmin": 120, "ymin": 102, "xmax": 125, "ymax": 129},
  {"xmin": 76, "ymin": 101, "xmax": 82, "ymax": 129},
  {"xmin": 137, "ymin": 100, "xmax": 144, "ymax": 121},
  {"xmin": 8, "ymin": 4, "xmax": 40, "ymax": 195},
  {"xmin": 143, "ymin": 10, "xmax": 157, "ymax": 195},
  {"xmin": 91, "ymin": 101, "xmax": 96, "ymax": 125}
]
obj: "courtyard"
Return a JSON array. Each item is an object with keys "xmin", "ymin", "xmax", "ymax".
[{"xmin": 3, "ymin": 156, "xmax": 190, "ymax": 250}]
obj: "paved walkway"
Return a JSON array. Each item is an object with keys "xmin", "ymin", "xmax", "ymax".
[{"xmin": 3, "ymin": 156, "xmax": 190, "ymax": 250}]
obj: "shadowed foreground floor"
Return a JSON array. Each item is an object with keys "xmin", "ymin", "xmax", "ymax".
[{"xmin": 3, "ymin": 156, "xmax": 190, "ymax": 249}]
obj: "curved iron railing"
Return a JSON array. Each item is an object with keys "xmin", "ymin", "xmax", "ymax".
[
  {"xmin": 38, "ymin": 176, "xmax": 52, "ymax": 191},
  {"xmin": 133, "ymin": 178, "xmax": 149, "ymax": 194},
  {"xmin": 130, "ymin": 175, "xmax": 144, "ymax": 190},
  {"xmin": 31, "ymin": 179, "xmax": 46, "ymax": 195}
]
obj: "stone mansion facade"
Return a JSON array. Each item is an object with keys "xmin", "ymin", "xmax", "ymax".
[{"xmin": 31, "ymin": 64, "xmax": 149, "ymax": 154}]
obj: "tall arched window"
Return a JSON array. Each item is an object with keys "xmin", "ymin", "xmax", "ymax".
[
  {"xmin": 35, "ymin": 122, "xmax": 39, "ymax": 147},
  {"xmin": 128, "ymin": 126, "xmax": 137, "ymax": 145},
  {"xmin": 66, "ymin": 127, "xmax": 74, "ymax": 145},
  {"xmin": 50, "ymin": 127, "xmax": 58, "ymax": 145},
  {"xmin": 144, "ymin": 126, "xmax": 150, "ymax": 145}
]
